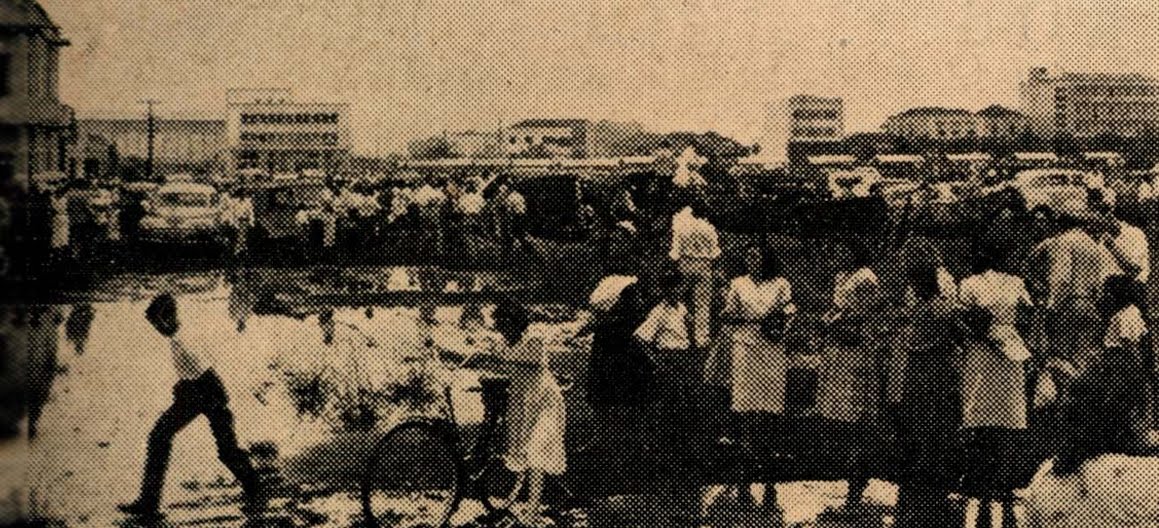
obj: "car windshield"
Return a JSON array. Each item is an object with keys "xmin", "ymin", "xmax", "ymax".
[{"xmin": 156, "ymin": 192, "xmax": 213, "ymax": 207}]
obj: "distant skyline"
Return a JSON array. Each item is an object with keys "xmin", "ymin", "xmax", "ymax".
[{"xmin": 43, "ymin": 0, "xmax": 1159, "ymax": 155}]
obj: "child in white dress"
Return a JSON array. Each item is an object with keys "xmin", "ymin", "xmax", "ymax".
[{"xmin": 491, "ymin": 300, "xmax": 566, "ymax": 526}]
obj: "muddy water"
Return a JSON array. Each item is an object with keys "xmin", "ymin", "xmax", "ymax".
[
  {"xmin": 4, "ymin": 270, "xmax": 902, "ymax": 527},
  {"xmin": 7, "ymin": 273, "xmax": 523, "ymax": 525}
]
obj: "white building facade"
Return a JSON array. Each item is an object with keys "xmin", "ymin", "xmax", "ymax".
[
  {"xmin": 225, "ymin": 89, "xmax": 350, "ymax": 176},
  {"xmin": 762, "ymin": 95, "xmax": 844, "ymax": 162},
  {"xmin": 1019, "ymin": 67, "xmax": 1159, "ymax": 138}
]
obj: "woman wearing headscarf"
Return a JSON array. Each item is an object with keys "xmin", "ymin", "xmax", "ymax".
[
  {"xmin": 580, "ymin": 271, "xmax": 652, "ymax": 500},
  {"xmin": 816, "ymin": 242, "xmax": 886, "ymax": 513}
]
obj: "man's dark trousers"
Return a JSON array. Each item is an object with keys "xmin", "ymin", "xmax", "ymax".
[{"xmin": 137, "ymin": 369, "xmax": 259, "ymax": 509}]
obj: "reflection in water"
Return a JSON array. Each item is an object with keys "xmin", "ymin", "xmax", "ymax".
[
  {"xmin": 65, "ymin": 304, "xmax": 95, "ymax": 355},
  {"xmin": 0, "ymin": 306, "xmax": 26, "ymax": 437},
  {"xmin": 27, "ymin": 306, "xmax": 63, "ymax": 439},
  {"xmin": 227, "ymin": 269, "xmax": 257, "ymax": 334}
]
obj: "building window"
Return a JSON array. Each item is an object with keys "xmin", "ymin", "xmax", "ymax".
[{"xmin": 0, "ymin": 54, "xmax": 10, "ymax": 97}]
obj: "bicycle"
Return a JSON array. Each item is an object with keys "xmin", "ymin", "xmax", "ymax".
[{"xmin": 359, "ymin": 341, "xmax": 542, "ymax": 528}]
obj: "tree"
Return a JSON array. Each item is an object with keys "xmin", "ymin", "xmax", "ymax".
[{"xmin": 406, "ymin": 136, "xmax": 453, "ymax": 160}]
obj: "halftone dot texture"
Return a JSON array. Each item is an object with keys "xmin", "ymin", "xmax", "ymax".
[{"xmin": 2, "ymin": 0, "xmax": 1159, "ymax": 527}]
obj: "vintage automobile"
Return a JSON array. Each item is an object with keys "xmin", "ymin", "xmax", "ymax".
[
  {"xmin": 138, "ymin": 182, "xmax": 226, "ymax": 244},
  {"xmin": 249, "ymin": 179, "xmax": 328, "ymax": 243},
  {"xmin": 980, "ymin": 168, "xmax": 1091, "ymax": 217}
]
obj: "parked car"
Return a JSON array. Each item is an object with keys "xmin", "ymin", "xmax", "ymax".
[
  {"xmin": 980, "ymin": 168, "xmax": 1091, "ymax": 217},
  {"xmin": 138, "ymin": 182, "xmax": 226, "ymax": 244},
  {"xmin": 249, "ymin": 180, "xmax": 327, "ymax": 242}
]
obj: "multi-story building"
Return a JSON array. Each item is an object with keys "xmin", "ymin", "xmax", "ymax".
[
  {"xmin": 445, "ymin": 130, "xmax": 502, "ymax": 158},
  {"xmin": 1019, "ymin": 67, "xmax": 1159, "ymax": 138},
  {"xmin": 0, "ymin": 0, "xmax": 74, "ymax": 184},
  {"xmin": 881, "ymin": 105, "xmax": 1029, "ymax": 142},
  {"xmin": 881, "ymin": 107, "xmax": 977, "ymax": 140},
  {"xmin": 77, "ymin": 117, "xmax": 225, "ymax": 176},
  {"xmin": 762, "ymin": 95, "xmax": 844, "ymax": 162},
  {"xmin": 225, "ymin": 89, "xmax": 350, "ymax": 175},
  {"xmin": 974, "ymin": 105, "xmax": 1030, "ymax": 138}
]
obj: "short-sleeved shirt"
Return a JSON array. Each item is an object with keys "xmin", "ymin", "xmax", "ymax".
[
  {"xmin": 634, "ymin": 302, "xmax": 690, "ymax": 351},
  {"xmin": 1030, "ymin": 228, "xmax": 1119, "ymax": 309},
  {"xmin": 1108, "ymin": 220, "xmax": 1150, "ymax": 283},
  {"xmin": 669, "ymin": 207, "xmax": 721, "ymax": 261},
  {"xmin": 723, "ymin": 275, "xmax": 792, "ymax": 321},
  {"xmin": 958, "ymin": 270, "xmax": 1033, "ymax": 362}
]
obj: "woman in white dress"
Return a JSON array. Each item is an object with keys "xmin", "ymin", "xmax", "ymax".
[
  {"xmin": 956, "ymin": 251, "xmax": 1034, "ymax": 528},
  {"xmin": 721, "ymin": 245, "xmax": 795, "ymax": 516}
]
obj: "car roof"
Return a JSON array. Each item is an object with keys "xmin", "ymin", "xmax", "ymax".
[{"xmin": 157, "ymin": 182, "xmax": 217, "ymax": 195}]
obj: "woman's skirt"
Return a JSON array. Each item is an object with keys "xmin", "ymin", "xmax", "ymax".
[
  {"xmin": 959, "ymin": 426, "xmax": 1036, "ymax": 496},
  {"xmin": 816, "ymin": 340, "xmax": 880, "ymax": 424},
  {"xmin": 730, "ymin": 324, "xmax": 788, "ymax": 415},
  {"xmin": 961, "ymin": 338, "xmax": 1029, "ymax": 430}
]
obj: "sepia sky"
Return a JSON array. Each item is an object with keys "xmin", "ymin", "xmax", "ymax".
[{"xmin": 43, "ymin": 0, "xmax": 1159, "ymax": 154}]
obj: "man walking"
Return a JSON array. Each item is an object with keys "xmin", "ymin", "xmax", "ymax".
[{"xmin": 119, "ymin": 294, "xmax": 263, "ymax": 518}]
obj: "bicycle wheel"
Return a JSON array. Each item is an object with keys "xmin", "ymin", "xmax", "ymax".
[
  {"xmin": 479, "ymin": 456, "xmax": 523, "ymax": 513},
  {"xmin": 362, "ymin": 421, "xmax": 462, "ymax": 528}
]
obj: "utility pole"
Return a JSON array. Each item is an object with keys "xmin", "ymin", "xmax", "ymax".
[{"xmin": 138, "ymin": 99, "xmax": 161, "ymax": 180}]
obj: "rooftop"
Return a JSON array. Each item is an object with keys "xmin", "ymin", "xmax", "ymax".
[
  {"xmin": 0, "ymin": 1, "xmax": 68, "ymax": 44},
  {"xmin": 892, "ymin": 107, "xmax": 973, "ymax": 118},
  {"xmin": 976, "ymin": 105, "xmax": 1023, "ymax": 118},
  {"xmin": 509, "ymin": 119, "xmax": 590, "ymax": 129}
]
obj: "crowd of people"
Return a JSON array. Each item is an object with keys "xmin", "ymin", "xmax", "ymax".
[
  {"xmin": 100, "ymin": 160, "xmax": 1153, "ymax": 527},
  {"xmin": 16, "ymin": 172, "xmax": 537, "ymax": 274},
  {"xmin": 561, "ymin": 179, "xmax": 1153, "ymax": 527},
  {"xmin": 8, "ymin": 148, "xmax": 1157, "ymax": 527}
]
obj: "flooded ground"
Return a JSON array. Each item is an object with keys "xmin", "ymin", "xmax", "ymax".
[{"xmin": 2, "ymin": 268, "xmax": 907, "ymax": 527}]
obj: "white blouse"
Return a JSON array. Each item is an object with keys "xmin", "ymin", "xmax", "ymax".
[
  {"xmin": 722, "ymin": 275, "xmax": 793, "ymax": 321},
  {"xmin": 634, "ymin": 302, "xmax": 691, "ymax": 351}
]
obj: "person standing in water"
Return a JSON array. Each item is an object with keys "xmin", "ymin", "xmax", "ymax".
[{"xmin": 120, "ymin": 294, "xmax": 263, "ymax": 518}]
